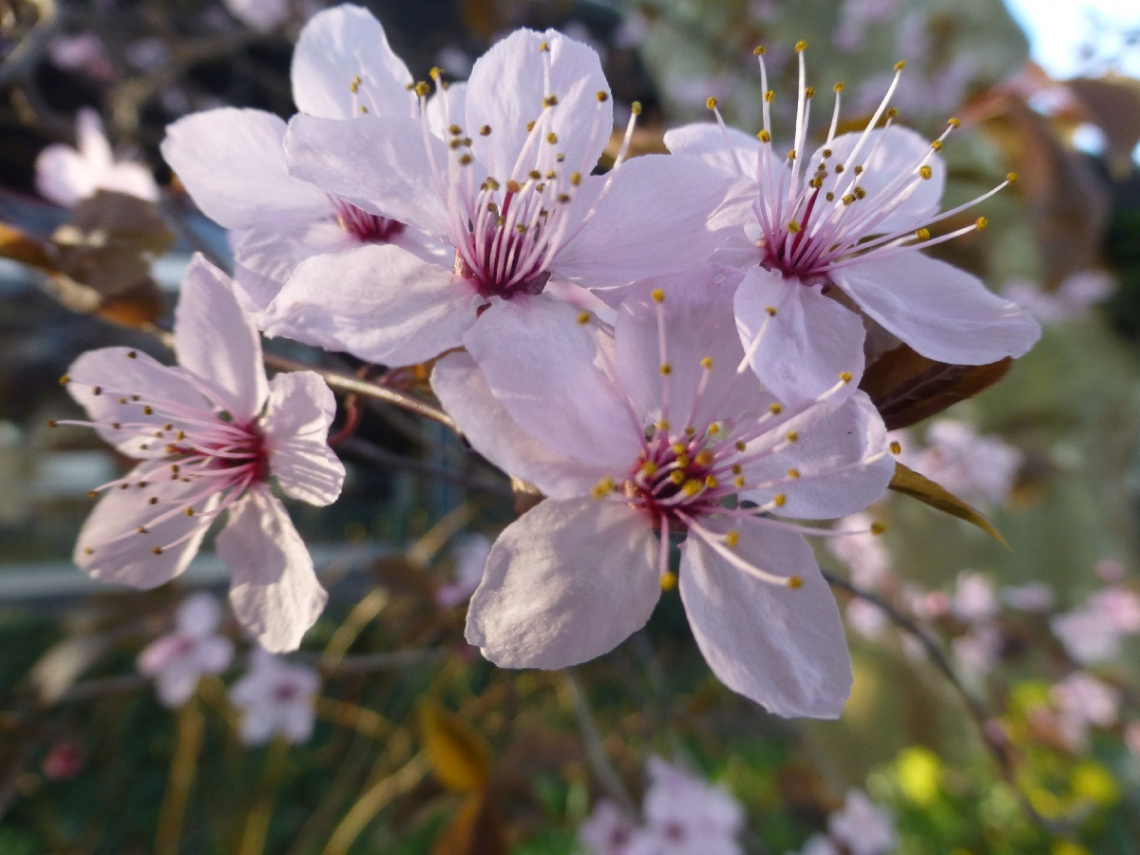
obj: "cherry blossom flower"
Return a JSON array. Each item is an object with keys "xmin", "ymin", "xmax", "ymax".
[
  {"xmin": 625, "ymin": 757, "xmax": 744, "ymax": 855},
  {"xmin": 827, "ymin": 789, "xmax": 896, "ymax": 855},
  {"xmin": 788, "ymin": 835, "xmax": 839, "ymax": 855},
  {"xmin": 1004, "ymin": 270, "xmax": 1113, "ymax": 326},
  {"xmin": 36, "ymin": 109, "xmax": 159, "ymax": 208},
  {"xmin": 137, "ymin": 592, "xmax": 234, "ymax": 707},
  {"xmin": 223, "ymin": 0, "xmax": 289, "ymax": 32},
  {"xmin": 1051, "ymin": 584, "xmax": 1140, "ymax": 664},
  {"xmin": 55, "ymin": 254, "xmax": 345, "ymax": 651},
  {"xmin": 827, "ymin": 511, "xmax": 890, "ymax": 589},
  {"xmin": 229, "ymin": 647, "xmax": 320, "ymax": 745},
  {"xmin": 952, "ymin": 624, "xmax": 1003, "ymax": 678},
  {"xmin": 436, "ymin": 533, "xmax": 492, "ymax": 608},
  {"xmin": 276, "ymin": 25, "xmax": 735, "ymax": 369},
  {"xmin": 1050, "ymin": 671, "xmax": 1121, "ymax": 751},
  {"xmin": 579, "ymin": 800, "xmax": 637, "ymax": 855},
  {"xmin": 664, "ymin": 46, "xmax": 1039, "ymax": 405},
  {"xmin": 904, "ymin": 420, "xmax": 1022, "ymax": 507},
  {"xmin": 162, "ymin": 5, "xmax": 446, "ymax": 317},
  {"xmin": 1002, "ymin": 582, "xmax": 1055, "ymax": 612},
  {"xmin": 432, "ymin": 271, "xmax": 894, "ymax": 716},
  {"xmin": 951, "ymin": 571, "xmax": 999, "ymax": 623}
]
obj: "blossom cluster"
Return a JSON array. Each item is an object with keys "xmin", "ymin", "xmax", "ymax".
[{"xmin": 53, "ymin": 4, "xmax": 1041, "ymax": 719}]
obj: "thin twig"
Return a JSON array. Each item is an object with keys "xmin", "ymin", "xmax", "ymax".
[
  {"xmin": 564, "ymin": 670, "xmax": 637, "ymax": 814},
  {"xmin": 337, "ymin": 436, "xmax": 513, "ymax": 499}
]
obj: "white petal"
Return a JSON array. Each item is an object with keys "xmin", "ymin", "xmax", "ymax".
[
  {"xmin": 219, "ymin": 488, "xmax": 328, "ymax": 653},
  {"xmin": 555, "ymin": 155, "xmax": 736, "ymax": 289},
  {"xmin": 98, "ymin": 162, "xmax": 158, "ymax": 202},
  {"xmin": 176, "ymin": 591, "xmax": 223, "ymax": 635},
  {"xmin": 66, "ymin": 347, "xmax": 211, "ymax": 455},
  {"xmin": 832, "ymin": 252, "xmax": 1041, "ymax": 365},
  {"xmin": 466, "ymin": 498, "xmax": 660, "ymax": 668},
  {"xmin": 74, "ymin": 466, "xmax": 218, "ymax": 588},
  {"xmin": 263, "ymin": 243, "xmax": 481, "ymax": 365},
  {"xmin": 739, "ymin": 392, "xmax": 894, "ymax": 519},
  {"xmin": 466, "ymin": 28, "xmax": 611, "ymax": 184},
  {"xmin": 35, "ymin": 145, "xmax": 93, "ymax": 208},
  {"xmin": 680, "ymin": 522, "xmax": 852, "ymax": 717},
  {"xmin": 263, "ymin": 371, "xmax": 345, "ymax": 507},
  {"xmin": 174, "ymin": 254, "xmax": 268, "ymax": 421},
  {"xmin": 811, "ymin": 127, "xmax": 944, "ymax": 235},
  {"xmin": 284, "ymin": 114, "xmax": 451, "ymax": 239},
  {"xmin": 463, "ymin": 296, "xmax": 640, "ymax": 468},
  {"xmin": 425, "ymin": 81, "xmax": 468, "ymax": 140},
  {"xmin": 161, "ymin": 109, "xmax": 331, "ymax": 230},
  {"xmin": 735, "ymin": 267, "xmax": 866, "ymax": 406},
  {"xmin": 431, "ymin": 352, "xmax": 610, "ymax": 499},
  {"xmin": 291, "ymin": 5, "xmax": 415, "ymax": 120},
  {"xmin": 664, "ymin": 122, "xmax": 760, "ymax": 180},
  {"xmin": 75, "ymin": 109, "xmax": 113, "ymax": 169}
]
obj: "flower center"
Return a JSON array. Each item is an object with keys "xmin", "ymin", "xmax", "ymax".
[
  {"xmin": 622, "ymin": 428, "xmax": 730, "ymax": 526},
  {"xmin": 332, "ymin": 198, "xmax": 404, "ymax": 243}
]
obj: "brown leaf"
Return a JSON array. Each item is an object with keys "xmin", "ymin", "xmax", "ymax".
[
  {"xmin": 0, "ymin": 221, "xmax": 54, "ymax": 269},
  {"xmin": 510, "ymin": 477, "xmax": 544, "ymax": 515},
  {"xmin": 859, "ymin": 344, "xmax": 1012, "ymax": 430},
  {"xmin": 420, "ymin": 703, "xmax": 492, "ymax": 793},
  {"xmin": 889, "ymin": 462, "xmax": 1010, "ymax": 549},
  {"xmin": 430, "ymin": 791, "xmax": 509, "ymax": 855}
]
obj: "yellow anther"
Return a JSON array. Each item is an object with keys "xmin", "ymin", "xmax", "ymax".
[
  {"xmin": 833, "ymin": 82, "xmax": 845, "ymax": 93},
  {"xmin": 506, "ymin": 179, "xmax": 522, "ymax": 194},
  {"xmin": 526, "ymin": 120, "xmax": 536, "ymax": 132},
  {"xmin": 916, "ymin": 228, "xmax": 931, "ymax": 241},
  {"xmin": 672, "ymin": 442, "xmax": 687, "ymax": 455},
  {"xmin": 787, "ymin": 575, "xmax": 803, "ymax": 589},
  {"xmin": 546, "ymin": 132, "xmax": 558, "ymax": 144},
  {"xmin": 839, "ymin": 371, "xmax": 853, "ymax": 383},
  {"xmin": 975, "ymin": 216, "xmax": 988, "ymax": 230},
  {"xmin": 459, "ymin": 154, "xmax": 472, "ymax": 165},
  {"xmin": 570, "ymin": 172, "xmax": 582, "ymax": 186},
  {"xmin": 543, "ymin": 94, "xmax": 558, "ymax": 107},
  {"xmin": 753, "ymin": 45, "xmax": 766, "ymax": 55},
  {"xmin": 757, "ymin": 129, "xmax": 772, "ymax": 143},
  {"xmin": 152, "ymin": 546, "xmax": 163, "ymax": 555},
  {"xmin": 176, "ymin": 430, "xmax": 185, "ymax": 441},
  {"xmin": 700, "ymin": 356, "xmax": 713, "ymax": 370},
  {"xmin": 657, "ymin": 419, "xmax": 670, "ymax": 432},
  {"xmin": 919, "ymin": 165, "xmax": 933, "ymax": 180},
  {"xmin": 768, "ymin": 403, "xmax": 782, "ymax": 415},
  {"xmin": 786, "ymin": 149, "xmax": 797, "ymax": 161},
  {"xmin": 591, "ymin": 477, "xmax": 615, "ymax": 499},
  {"xmin": 890, "ymin": 441, "xmax": 902, "ymax": 454},
  {"xmin": 705, "ymin": 475, "xmax": 719, "ymax": 488},
  {"xmin": 596, "ymin": 90, "xmax": 609, "ymax": 102},
  {"xmin": 539, "ymin": 41, "xmax": 550, "ymax": 52},
  {"xmin": 735, "ymin": 440, "xmax": 747, "ymax": 452},
  {"xmin": 515, "ymin": 224, "xmax": 528, "ymax": 233},
  {"xmin": 706, "ymin": 96, "xmax": 718, "ymax": 110},
  {"xmin": 185, "ymin": 507, "xmax": 194, "ymax": 517},
  {"xmin": 142, "ymin": 405, "xmax": 153, "ymax": 415},
  {"xmin": 430, "ymin": 66, "xmax": 443, "ymax": 81},
  {"xmin": 83, "ymin": 546, "xmax": 94, "ymax": 555},
  {"xmin": 853, "ymin": 186, "xmax": 866, "ymax": 200},
  {"xmin": 894, "ymin": 60, "xmax": 905, "ymax": 71},
  {"xmin": 684, "ymin": 426, "xmax": 695, "ymax": 436},
  {"xmin": 127, "ymin": 350, "xmax": 137, "ymax": 359},
  {"xmin": 149, "ymin": 497, "xmax": 158, "ymax": 505},
  {"xmin": 773, "ymin": 493, "xmax": 786, "ymax": 507},
  {"xmin": 842, "ymin": 194, "xmax": 855, "ymax": 205},
  {"xmin": 87, "ymin": 490, "xmax": 98, "ymax": 499},
  {"xmin": 947, "ymin": 116, "xmax": 960, "ymax": 128},
  {"xmin": 787, "ymin": 468, "xmax": 800, "ymax": 479},
  {"xmin": 651, "ymin": 288, "xmax": 665, "ymax": 303},
  {"xmin": 787, "ymin": 220, "xmax": 801, "ymax": 233},
  {"xmin": 734, "ymin": 475, "xmax": 745, "ymax": 488},
  {"xmin": 669, "ymin": 470, "xmax": 686, "ymax": 485},
  {"xmin": 631, "ymin": 101, "xmax": 643, "ymax": 115},
  {"xmin": 577, "ymin": 311, "xmax": 590, "ymax": 325},
  {"xmin": 91, "ymin": 386, "xmax": 102, "ymax": 396},
  {"xmin": 485, "ymin": 177, "xmax": 500, "ymax": 190},
  {"xmin": 695, "ymin": 450, "xmax": 714, "ymax": 467},
  {"xmin": 660, "ymin": 363, "xmax": 672, "ymax": 376},
  {"xmin": 59, "ymin": 374, "xmax": 70, "ymax": 385},
  {"xmin": 676, "ymin": 454, "xmax": 690, "ymax": 468},
  {"xmin": 835, "ymin": 163, "xmax": 845, "ymax": 173},
  {"xmin": 46, "ymin": 418, "xmax": 57, "ymax": 427},
  {"xmin": 708, "ymin": 423, "xmax": 720, "ymax": 435},
  {"xmin": 350, "ymin": 75, "xmax": 361, "ymax": 93},
  {"xmin": 930, "ymin": 139, "xmax": 943, "ymax": 151},
  {"xmin": 765, "ymin": 90, "xmax": 775, "ymax": 103},
  {"xmin": 725, "ymin": 530, "xmax": 740, "ymax": 547},
  {"xmin": 854, "ymin": 165, "xmax": 864, "ymax": 175},
  {"xmin": 785, "ymin": 430, "xmax": 798, "ymax": 442},
  {"xmin": 641, "ymin": 461, "xmax": 658, "ymax": 476},
  {"xmin": 480, "ymin": 125, "xmax": 491, "ymax": 136},
  {"xmin": 414, "ymin": 81, "xmax": 431, "ymax": 98},
  {"xmin": 794, "ymin": 40, "xmax": 808, "ymax": 52},
  {"xmin": 870, "ymin": 522, "xmax": 886, "ymax": 535},
  {"xmin": 660, "ymin": 571, "xmax": 678, "ymax": 591},
  {"xmin": 766, "ymin": 306, "xmax": 777, "ymax": 316},
  {"xmin": 1006, "ymin": 172, "xmax": 1019, "ymax": 184},
  {"xmin": 805, "ymin": 86, "xmax": 816, "ymax": 98},
  {"xmin": 731, "ymin": 464, "xmax": 743, "ymax": 475}
]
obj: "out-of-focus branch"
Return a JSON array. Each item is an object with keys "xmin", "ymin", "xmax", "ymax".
[{"xmin": 337, "ymin": 436, "xmax": 513, "ymax": 499}]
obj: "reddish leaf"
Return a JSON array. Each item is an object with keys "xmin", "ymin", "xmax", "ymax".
[{"xmin": 860, "ymin": 344, "xmax": 1012, "ymax": 430}]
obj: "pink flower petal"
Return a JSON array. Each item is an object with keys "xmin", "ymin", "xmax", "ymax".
[
  {"xmin": 679, "ymin": 522, "xmax": 852, "ymax": 717},
  {"xmin": 664, "ymin": 122, "xmax": 761, "ymax": 181},
  {"xmin": 832, "ymin": 252, "xmax": 1041, "ymax": 365},
  {"xmin": 466, "ymin": 497, "xmax": 660, "ymax": 668},
  {"xmin": 174, "ymin": 255, "xmax": 268, "ymax": 422},
  {"xmin": 263, "ymin": 371, "xmax": 345, "ymax": 507},
  {"xmin": 219, "ymin": 488, "xmax": 327, "ymax": 652}
]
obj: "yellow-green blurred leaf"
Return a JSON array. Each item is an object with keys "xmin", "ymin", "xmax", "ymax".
[
  {"xmin": 889, "ymin": 462, "xmax": 1010, "ymax": 549},
  {"xmin": 420, "ymin": 703, "xmax": 492, "ymax": 793}
]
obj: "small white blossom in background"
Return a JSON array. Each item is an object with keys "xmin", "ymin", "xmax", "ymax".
[
  {"xmin": 828, "ymin": 512, "xmax": 891, "ymax": 590},
  {"xmin": 138, "ymin": 592, "xmax": 234, "ymax": 707},
  {"xmin": 951, "ymin": 571, "xmax": 999, "ymax": 623},
  {"xmin": 905, "ymin": 420, "xmax": 1022, "ymax": 508},
  {"xmin": 1051, "ymin": 582, "xmax": 1140, "ymax": 665},
  {"xmin": 223, "ymin": 0, "xmax": 290, "ymax": 32},
  {"xmin": 229, "ymin": 647, "xmax": 320, "ymax": 745},
  {"xmin": 789, "ymin": 789, "xmax": 895, "ymax": 855},
  {"xmin": 435, "ymin": 533, "xmax": 492, "ymax": 608},
  {"xmin": 35, "ymin": 109, "xmax": 159, "ymax": 208},
  {"xmin": 952, "ymin": 624, "xmax": 1004, "ymax": 679},
  {"xmin": 1002, "ymin": 582, "xmax": 1055, "ymax": 613},
  {"xmin": 1050, "ymin": 672, "xmax": 1121, "ymax": 751},
  {"xmin": 579, "ymin": 758, "xmax": 743, "ymax": 855},
  {"xmin": 1004, "ymin": 270, "xmax": 1114, "ymax": 326},
  {"xmin": 845, "ymin": 597, "xmax": 890, "ymax": 640}
]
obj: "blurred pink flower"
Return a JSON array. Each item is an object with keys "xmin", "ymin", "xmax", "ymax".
[
  {"xmin": 60, "ymin": 254, "xmax": 344, "ymax": 652},
  {"xmin": 828, "ymin": 512, "xmax": 891, "ymax": 589},
  {"xmin": 906, "ymin": 420, "xmax": 1022, "ymax": 507},
  {"xmin": 229, "ymin": 647, "xmax": 320, "ymax": 744},
  {"xmin": 1004, "ymin": 270, "xmax": 1113, "ymax": 326},
  {"xmin": 1051, "ymin": 671, "xmax": 1120, "ymax": 750},
  {"xmin": 1001, "ymin": 582, "xmax": 1055, "ymax": 612},
  {"xmin": 436, "ymin": 533, "xmax": 492, "ymax": 608},
  {"xmin": 666, "ymin": 51, "xmax": 1039, "ymax": 405},
  {"xmin": 951, "ymin": 571, "xmax": 998, "ymax": 623},
  {"xmin": 137, "ymin": 592, "xmax": 234, "ymax": 707},
  {"xmin": 433, "ymin": 273, "xmax": 893, "ymax": 717},
  {"xmin": 827, "ymin": 789, "xmax": 895, "ymax": 855},
  {"xmin": 579, "ymin": 799, "xmax": 637, "ymax": 855},
  {"xmin": 35, "ymin": 109, "xmax": 158, "ymax": 208},
  {"xmin": 224, "ymin": 0, "xmax": 289, "ymax": 32},
  {"xmin": 626, "ymin": 757, "xmax": 744, "ymax": 855}
]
